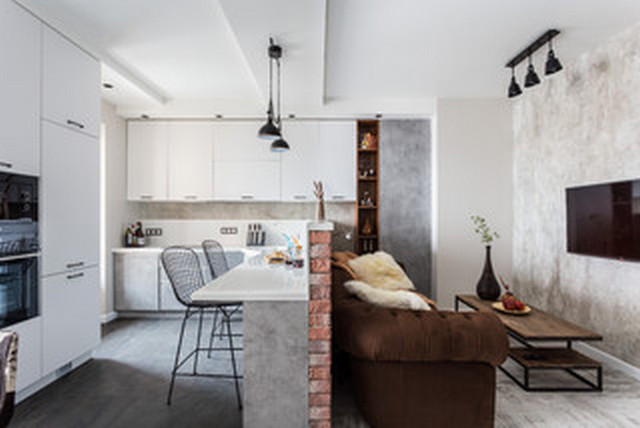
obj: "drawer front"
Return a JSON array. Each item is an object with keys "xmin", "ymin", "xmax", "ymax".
[{"xmin": 42, "ymin": 267, "xmax": 100, "ymax": 374}]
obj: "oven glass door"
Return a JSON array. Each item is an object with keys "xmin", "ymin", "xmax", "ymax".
[{"xmin": 0, "ymin": 256, "xmax": 38, "ymax": 328}]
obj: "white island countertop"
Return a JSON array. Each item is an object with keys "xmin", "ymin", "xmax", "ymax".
[{"xmin": 191, "ymin": 250, "xmax": 309, "ymax": 302}]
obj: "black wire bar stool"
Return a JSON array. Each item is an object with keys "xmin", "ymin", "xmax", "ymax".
[{"xmin": 161, "ymin": 246, "xmax": 243, "ymax": 409}]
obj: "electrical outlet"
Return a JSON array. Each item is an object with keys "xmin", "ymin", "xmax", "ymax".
[
  {"xmin": 220, "ymin": 227, "xmax": 238, "ymax": 235},
  {"xmin": 145, "ymin": 228, "xmax": 162, "ymax": 237}
]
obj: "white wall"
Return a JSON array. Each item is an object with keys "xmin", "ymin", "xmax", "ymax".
[
  {"xmin": 101, "ymin": 100, "xmax": 137, "ymax": 319},
  {"xmin": 434, "ymin": 98, "xmax": 513, "ymax": 309}
]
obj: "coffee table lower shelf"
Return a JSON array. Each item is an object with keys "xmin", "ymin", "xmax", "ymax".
[{"xmin": 501, "ymin": 347, "xmax": 603, "ymax": 392}]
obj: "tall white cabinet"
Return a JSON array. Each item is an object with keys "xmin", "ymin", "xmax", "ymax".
[
  {"xmin": 0, "ymin": 0, "xmax": 41, "ymax": 176},
  {"xmin": 40, "ymin": 26, "xmax": 101, "ymax": 384}
]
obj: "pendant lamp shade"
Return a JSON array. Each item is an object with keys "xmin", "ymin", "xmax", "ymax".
[
  {"xmin": 524, "ymin": 62, "xmax": 541, "ymax": 88},
  {"xmin": 270, "ymin": 138, "xmax": 290, "ymax": 152},
  {"xmin": 545, "ymin": 49, "xmax": 563, "ymax": 75}
]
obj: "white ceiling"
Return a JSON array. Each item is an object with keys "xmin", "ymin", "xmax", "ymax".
[{"xmin": 16, "ymin": 0, "xmax": 640, "ymax": 117}]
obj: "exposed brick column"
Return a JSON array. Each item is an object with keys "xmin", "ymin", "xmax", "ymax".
[{"xmin": 308, "ymin": 227, "xmax": 333, "ymax": 428}]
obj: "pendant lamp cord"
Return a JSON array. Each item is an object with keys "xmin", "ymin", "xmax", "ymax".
[{"xmin": 276, "ymin": 57, "xmax": 282, "ymax": 129}]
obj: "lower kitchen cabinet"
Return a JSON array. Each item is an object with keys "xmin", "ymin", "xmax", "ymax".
[
  {"xmin": 42, "ymin": 267, "xmax": 100, "ymax": 374},
  {"xmin": 4, "ymin": 317, "xmax": 42, "ymax": 391},
  {"xmin": 114, "ymin": 253, "xmax": 159, "ymax": 311}
]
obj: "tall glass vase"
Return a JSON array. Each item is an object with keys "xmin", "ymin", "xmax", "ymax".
[{"xmin": 476, "ymin": 245, "xmax": 501, "ymax": 301}]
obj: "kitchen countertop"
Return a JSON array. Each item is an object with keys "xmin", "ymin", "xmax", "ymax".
[{"xmin": 191, "ymin": 250, "xmax": 308, "ymax": 302}]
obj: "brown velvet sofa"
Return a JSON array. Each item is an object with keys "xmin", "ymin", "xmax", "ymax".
[{"xmin": 332, "ymin": 267, "xmax": 509, "ymax": 428}]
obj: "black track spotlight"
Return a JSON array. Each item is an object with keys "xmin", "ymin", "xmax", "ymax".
[
  {"xmin": 508, "ymin": 67, "xmax": 522, "ymax": 98},
  {"xmin": 545, "ymin": 40, "xmax": 563, "ymax": 75},
  {"xmin": 270, "ymin": 137, "xmax": 290, "ymax": 153},
  {"xmin": 524, "ymin": 56, "xmax": 540, "ymax": 88}
]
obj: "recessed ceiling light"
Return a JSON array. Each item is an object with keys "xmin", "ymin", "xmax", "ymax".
[{"xmin": 102, "ymin": 82, "xmax": 114, "ymax": 89}]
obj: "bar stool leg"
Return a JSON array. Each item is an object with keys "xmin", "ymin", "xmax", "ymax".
[
  {"xmin": 193, "ymin": 308, "xmax": 204, "ymax": 374},
  {"xmin": 167, "ymin": 307, "xmax": 190, "ymax": 405},
  {"xmin": 208, "ymin": 308, "xmax": 219, "ymax": 358}
]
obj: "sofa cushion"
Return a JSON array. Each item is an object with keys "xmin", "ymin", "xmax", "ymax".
[
  {"xmin": 344, "ymin": 280, "xmax": 431, "ymax": 311},
  {"xmin": 347, "ymin": 251, "xmax": 415, "ymax": 291}
]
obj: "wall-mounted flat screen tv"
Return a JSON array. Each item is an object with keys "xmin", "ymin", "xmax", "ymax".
[{"xmin": 566, "ymin": 179, "xmax": 640, "ymax": 261}]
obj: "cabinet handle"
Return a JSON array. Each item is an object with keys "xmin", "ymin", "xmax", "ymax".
[
  {"xmin": 183, "ymin": 195, "xmax": 198, "ymax": 200},
  {"xmin": 67, "ymin": 272, "xmax": 84, "ymax": 280},
  {"xmin": 293, "ymin": 195, "xmax": 307, "ymax": 200},
  {"xmin": 139, "ymin": 195, "xmax": 154, "ymax": 200},
  {"xmin": 241, "ymin": 194, "xmax": 254, "ymax": 200},
  {"xmin": 0, "ymin": 161, "xmax": 12, "ymax": 169},
  {"xmin": 331, "ymin": 195, "xmax": 346, "ymax": 200},
  {"xmin": 66, "ymin": 119, "xmax": 85, "ymax": 130},
  {"xmin": 66, "ymin": 261, "xmax": 84, "ymax": 269}
]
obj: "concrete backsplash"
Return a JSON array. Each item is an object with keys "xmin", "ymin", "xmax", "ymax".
[
  {"xmin": 134, "ymin": 202, "xmax": 355, "ymax": 252},
  {"xmin": 513, "ymin": 23, "xmax": 640, "ymax": 366}
]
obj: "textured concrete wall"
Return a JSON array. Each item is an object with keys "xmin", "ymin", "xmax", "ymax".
[
  {"xmin": 135, "ymin": 202, "xmax": 354, "ymax": 252},
  {"xmin": 243, "ymin": 301, "xmax": 309, "ymax": 428},
  {"xmin": 513, "ymin": 23, "xmax": 640, "ymax": 367},
  {"xmin": 380, "ymin": 120, "xmax": 432, "ymax": 295}
]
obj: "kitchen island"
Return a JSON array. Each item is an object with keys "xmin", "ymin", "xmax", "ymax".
[{"xmin": 192, "ymin": 248, "xmax": 310, "ymax": 428}]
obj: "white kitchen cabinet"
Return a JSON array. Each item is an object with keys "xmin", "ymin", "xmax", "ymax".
[
  {"xmin": 42, "ymin": 26, "xmax": 100, "ymax": 137},
  {"xmin": 4, "ymin": 317, "xmax": 41, "ymax": 391},
  {"xmin": 42, "ymin": 267, "xmax": 100, "ymax": 374},
  {"xmin": 0, "ymin": 1, "xmax": 41, "ymax": 176},
  {"xmin": 317, "ymin": 121, "xmax": 356, "ymax": 201},
  {"xmin": 114, "ymin": 253, "xmax": 160, "ymax": 311},
  {"xmin": 281, "ymin": 121, "xmax": 356, "ymax": 202},
  {"xmin": 159, "ymin": 267, "xmax": 183, "ymax": 311},
  {"xmin": 281, "ymin": 122, "xmax": 319, "ymax": 201},
  {"xmin": 213, "ymin": 122, "xmax": 281, "ymax": 162},
  {"xmin": 168, "ymin": 122, "xmax": 214, "ymax": 201},
  {"xmin": 41, "ymin": 122, "xmax": 99, "ymax": 276},
  {"xmin": 127, "ymin": 121, "xmax": 169, "ymax": 201},
  {"xmin": 213, "ymin": 161, "xmax": 281, "ymax": 201}
]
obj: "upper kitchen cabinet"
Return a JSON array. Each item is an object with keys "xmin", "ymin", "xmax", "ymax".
[
  {"xmin": 213, "ymin": 161, "xmax": 281, "ymax": 201},
  {"xmin": 212, "ymin": 121, "xmax": 281, "ymax": 201},
  {"xmin": 281, "ymin": 121, "xmax": 356, "ymax": 202},
  {"xmin": 0, "ymin": 1, "xmax": 41, "ymax": 176},
  {"xmin": 42, "ymin": 26, "xmax": 100, "ymax": 137},
  {"xmin": 213, "ymin": 121, "xmax": 281, "ymax": 162},
  {"xmin": 41, "ymin": 122, "xmax": 99, "ymax": 276},
  {"xmin": 167, "ymin": 122, "xmax": 214, "ymax": 201},
  {"xmin": 281, "ymin": 121, "xmax": 319, "ymax": 201},
  {"xmin": 317, "ymin": 121, "xmax": 356, "ymax": 201},
  {"xmin": 127, "ymin": 121, "xmax": 169, "ymax": 201}
]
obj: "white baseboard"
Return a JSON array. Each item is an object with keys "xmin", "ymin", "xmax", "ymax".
[
  {"xmin": 100, "ymin": 311, "xmax": 118, "ymax": 324},
  {"xmin": 575, "ymin": 342, "xmax": 640, "ymax": 382}
]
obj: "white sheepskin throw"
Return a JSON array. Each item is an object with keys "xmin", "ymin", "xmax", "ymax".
[
  {"xmin": 347, "ymin": 251, "xmax": 415, "ymax": 291},
  {"xmin": 344, "ymin": 280, "xmax": 430, "ymax": 311}
]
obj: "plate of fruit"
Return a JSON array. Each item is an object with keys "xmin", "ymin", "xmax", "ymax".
[{"xmin": 492, "ymin": 276, "xmax": 531, "ymax": 315}]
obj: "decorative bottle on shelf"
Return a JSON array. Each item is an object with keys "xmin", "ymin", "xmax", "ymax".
[{"xmin": 476, "ymin": 245, "xmax": 501, "ymax": 301}]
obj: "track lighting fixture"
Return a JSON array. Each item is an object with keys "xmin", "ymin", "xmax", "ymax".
[
  {"xmin": 505, "ymin": 29, "xmax": 562, "ymax": 97},
  {"xmin": 508, "ymin": 67, "xmax": 522, "ymax": 98},
  {"xmin": 545, "ymin": 39, "xmax": 563, "ymax": 75},
  {"xmin": 258, "ymin": 38, "xmax": 289, "ymax": 152},
  {"xmin": 524, "ymin": 56, "xmax": 540, "ymax": 88}
]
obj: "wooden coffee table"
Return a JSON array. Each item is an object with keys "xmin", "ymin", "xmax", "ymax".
[{"xmin": 455, "ymin": 294, "xmax": 603, "ymax": 392}]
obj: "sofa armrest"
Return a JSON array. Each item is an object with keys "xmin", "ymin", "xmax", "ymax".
[{"xmin": 336, "ymin": 306, "xmax": 509, "ymax": 367}]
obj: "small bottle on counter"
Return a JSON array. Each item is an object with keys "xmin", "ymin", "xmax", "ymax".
[{"xmin": 136, "ymin": 221, "xmax": 145, "ymax": 247}]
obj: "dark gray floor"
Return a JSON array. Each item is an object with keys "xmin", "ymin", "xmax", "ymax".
[{"xmin": 13, "ymin": 317, "xmax": 244, "ymax": 428}]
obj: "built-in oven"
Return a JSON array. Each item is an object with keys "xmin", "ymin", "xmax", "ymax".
[{"xmin": 0, "ymin": 172, "xmax": 38, "ymax": 328}]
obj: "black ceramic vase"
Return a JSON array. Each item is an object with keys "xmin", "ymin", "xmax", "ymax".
[{"xmin": 476, "ymin": 245, "xmax": 501, "ymax": 301}]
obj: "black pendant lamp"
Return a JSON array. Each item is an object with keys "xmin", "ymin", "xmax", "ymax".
[
  {"xmin": 258, "ymin": 41, "xmax": 281, "ymax": 141},
  {"xmin": 545, "ymin": 39, "xmax": 563, "ymax": 75},
  {"xmin": 524, "ymin": 55, "xmax": 541, "ymax": 88},
  {"xmin": 508, "ymin": 67, "xmax": 522, "ymax": 98}
]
